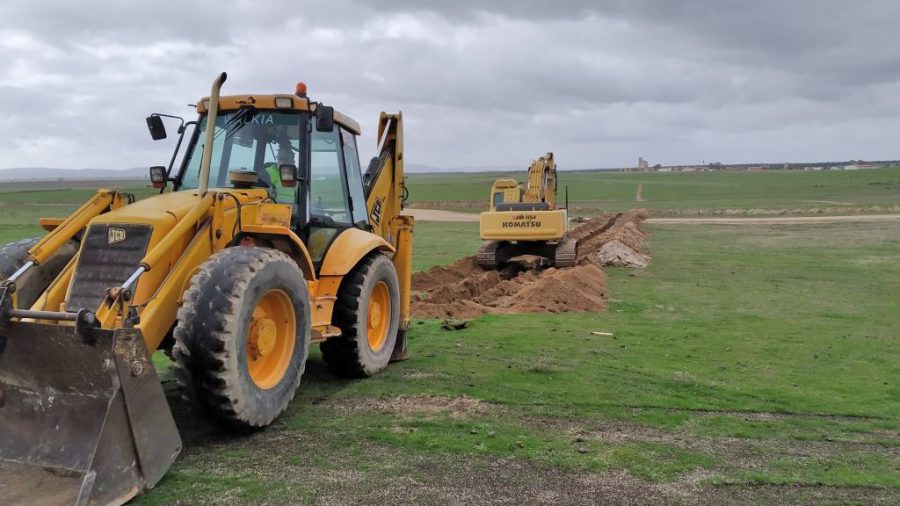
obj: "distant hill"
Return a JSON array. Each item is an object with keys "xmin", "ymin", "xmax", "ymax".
[
  {"xmin": 0, "ymin": 167, "xmax": 148, "ymax": 182},
  {"xmin": 0, "ymin": 163, "xmax": 620, "ymax": 181},
  {"xmin": 405, "ymin": 163, "xmax": 447, "ymax": 173},
  {"xmin": 405, "ymin": 163, "xmax": 621, "ymax": 173}
]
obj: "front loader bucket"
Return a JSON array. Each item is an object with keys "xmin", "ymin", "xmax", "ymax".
[{"xmin": 0, "ymin": 322, "xmax": 181, "ymax": 505}]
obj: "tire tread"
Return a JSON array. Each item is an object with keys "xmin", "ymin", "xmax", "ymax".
[
  {"xmin": 172, "ymin": 247, "xmax": 309, "ymax": 428},
  {"xmin": 321, "ymin": 253, "xmax": 399, "ymax": 377}
]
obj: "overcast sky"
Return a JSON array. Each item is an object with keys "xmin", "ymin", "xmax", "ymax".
[{"xmin": 1, "ymin": 0, "xmax": 899, "ymax": 171}]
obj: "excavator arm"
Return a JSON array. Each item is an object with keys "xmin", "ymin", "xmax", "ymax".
[{"xmin": 522, "ymin": 152, "xmax": 556, "ymax": 207}]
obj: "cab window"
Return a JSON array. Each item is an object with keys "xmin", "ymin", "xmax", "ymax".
[
  {"xmin": 492, "ymin": 191, "xmax": 504, "ymax": 209},
  {"xmin": 310, "ymin": 126, "xmax": 351, "ymax": 225},
  {"xmin": 341, "ymin": 128, "xmax": 368, "ymax": 226},
  {"xmin": 179, "ymin": 110, "xmax": 299, "ymax": 206}
]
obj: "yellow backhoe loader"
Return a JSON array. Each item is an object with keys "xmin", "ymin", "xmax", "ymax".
[
  {"xmin": 0, "ymin": 73, "xmax": 413, "ymax": 505},
  {"xmin": 477, "ymin": 152, "xmax": 574, "ymax": 268}
]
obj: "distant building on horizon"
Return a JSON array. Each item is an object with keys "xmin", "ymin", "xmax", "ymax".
[{"xmin": 844, "ymin": 163, "xmax": 880, "ymax": 171}]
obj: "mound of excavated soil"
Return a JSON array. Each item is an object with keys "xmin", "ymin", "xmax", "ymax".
[
  {"xmin": 591, "ymin": 240, "xmax": 650, "ymax": 268},
  {"xmin": 411, "ymin": 211, "xmax": 649, "ymax": 319}
]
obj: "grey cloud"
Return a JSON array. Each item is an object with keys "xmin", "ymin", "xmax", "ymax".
[{"xmin": 0, "ymin": 0, "xmax": 898, "ymax": 170}]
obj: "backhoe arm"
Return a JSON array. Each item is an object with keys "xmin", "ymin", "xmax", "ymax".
[
  {"xmin": 364, "ymin": 112, "xmax": 407, "ymax": 241},
  {"xmin": 362, "ymin": 112, "xmax": 413, "ymax": 360}
]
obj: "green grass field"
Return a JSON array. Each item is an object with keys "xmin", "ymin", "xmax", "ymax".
[
  {"xmin": 408, "ymin": 167, "xmax": 900, "ymax": 215},
  {"xmin": 0, "ymin": 181, "xmax": 156, "ymax": 243},
  {"xmin": 0, "ymin": 172, "xmax": 898, "ymax": 504}
]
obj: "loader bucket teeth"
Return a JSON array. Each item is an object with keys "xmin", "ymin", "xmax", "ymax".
[{"xmin": 0, "ymin": 322, "xmax": 181, "ymax": 506}]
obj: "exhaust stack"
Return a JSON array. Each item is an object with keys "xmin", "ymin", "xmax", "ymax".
[{"xmin": 198, "ymin": 72, "xmax": 227, "ymax": 195}]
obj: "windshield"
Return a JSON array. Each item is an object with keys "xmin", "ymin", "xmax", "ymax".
[{"xmin": 179, "ymin": 109, "xmax": 303, "ymax": 204}]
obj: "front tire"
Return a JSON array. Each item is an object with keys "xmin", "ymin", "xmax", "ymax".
[
  {"xmin": 173, "ymin": 247, "xmax": 310, "ymax": 428},
  {"xmin": 322, "ymin": 253, "xmax": 400, "ymax": 377}
]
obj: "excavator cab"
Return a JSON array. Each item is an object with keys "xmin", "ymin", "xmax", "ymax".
[{"xmin": 487, "ymin": 178, "xmax": 522, "ymax": 211}]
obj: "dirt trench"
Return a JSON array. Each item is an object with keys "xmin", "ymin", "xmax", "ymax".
[{"xmin": 411, "ymin": 211, "xmax": 649, "ymax": 319}]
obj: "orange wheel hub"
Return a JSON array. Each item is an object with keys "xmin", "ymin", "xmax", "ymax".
[
  {"xmin": 246, "ymin": 289, "xmax": 296, "ymax": 389},
  {"xmin": 367, "ymin": 281, "xmax": 391, "ymax": 352}
]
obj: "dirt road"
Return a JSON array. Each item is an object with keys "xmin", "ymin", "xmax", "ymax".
[{"xmin": 404, "ymin": 208, "xmax": 900, "ymax": 225}]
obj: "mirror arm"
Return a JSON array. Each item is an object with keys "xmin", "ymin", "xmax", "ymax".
[
  {"xmin": 150, "ymin": 113, "xmax": 186, "ymax": 132},
  {"xmin": 169, "ymin": 120, "xmax": 198, "ymax": 181},
  {"xmin": 162, "ymin": 121, "xmax": 195, "ymax": 190}
]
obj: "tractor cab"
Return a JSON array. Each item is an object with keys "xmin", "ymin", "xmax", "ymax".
[{"xmin": 148, "ymin": 84, "xmax": 369, "ymax": 265}]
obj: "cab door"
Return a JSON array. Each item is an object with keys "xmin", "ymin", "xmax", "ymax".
[
  {"xmin": 340, "ymin": 127, "xmax": 369, "ymax": 228},
  {"xmin": 304, "ymin": 123, "xmax": 368, "ymax": 268}
]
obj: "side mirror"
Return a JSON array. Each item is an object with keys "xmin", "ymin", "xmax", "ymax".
[
  {"xmin": 316, "ymin": 105, "xmax": 334, "ymax": 132},
  {"xmin": 279, "ymin": 164, "xmax": 298, "ymax": 188},
  {"xmin": 149, "ymin": 166, "xmax": 167, "ymax": 189},
  {"xmin": 146, "ymin": 115, "xmax": 167, "ymax": 140}
]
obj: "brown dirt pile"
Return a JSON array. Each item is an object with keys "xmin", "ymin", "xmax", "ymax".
[
  {"xmin": 568, "ymin": 211, "xmax": 650, "ymax": 268},
  {"xmin": 594, "ymin": 241, "xmax": 651, "ymax": 268},
  {"xmin": 411, "ymin": 211, "xmax": 648, "ymax": 319},
  {"xmin": 571, "ymin": 211, "xmax": 649, "ymax": 261}
]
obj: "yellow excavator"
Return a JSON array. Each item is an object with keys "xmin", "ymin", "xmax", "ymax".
[
  {"xmin": 0, "ymin": 73, "xmax": 413, "ymax": 505},
  {"xmin": 477, "ymin": 152, "xmax": 574, "ymax": 269}
]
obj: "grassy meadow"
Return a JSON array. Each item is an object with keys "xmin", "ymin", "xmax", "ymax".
[
  {"xmin": 0, "ymin": 170, "xmax": 897, "ymax": 504},
  {"xmin": 137, "ymin": 218, "xmax": 898, "ymax": 505},
  {"xmin": 0, "ymin": 181, "xmax": 155, "ymax": 243},
  {"xmin": 407, "ymin": 166, "xmax": 900, "ymax": 215}
]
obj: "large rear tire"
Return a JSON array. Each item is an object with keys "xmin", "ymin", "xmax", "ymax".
[
  {"xmin": 321, "ymin": 253, "xmax": 400, "ymax": 377},
  {"xmin": 172, "ymin": 247, "xmax": 310, "ymax": 428},
  {"xmin": 0, "ymin": 236, "xmax": 77, "ymax": 309}
]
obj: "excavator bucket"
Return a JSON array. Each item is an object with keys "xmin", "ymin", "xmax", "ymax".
[{"xmin": 0, "ymin": 322, "xmax": 181, "ymax": 506}]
